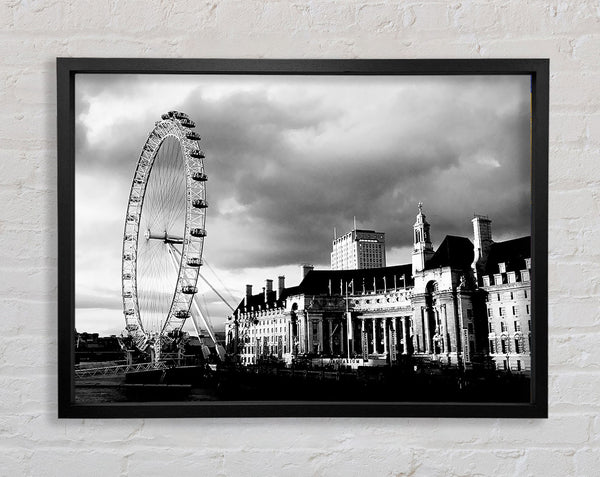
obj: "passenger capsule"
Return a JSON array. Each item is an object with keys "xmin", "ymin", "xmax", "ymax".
[
  {"xmin": 190, "ymin": 149, "xmax": 205, "ymax": 159},
  {"xmin": 190, "ymin": 228, "xmax": 207, "ymax": 237},
  {"xmin": 187, "ymin": 257, "xmax": 203, "ymax": 267},
  {"xmin": 192, "ymin": 199, "xmax": 208, "ymax": 209},
  {"xmin": 124, "ymin": 309, "xmax": 135, "ymax": 316},
  {"xmin": 180, "ymin": 118, "xmax": 195, "ymax": 128},
  {"xmin": 182, "ymin": 285, "xmax": 198, "ymax": 294},
  {"xmin": 174, "ymin": 310, "xmax": 190, "ymax": 319},
  {"xmin": 192, "ymin": 172, "xmax": 208, "ymax": 182},
  {"xmin": 123, "ymin": 273, "xmax": 133, "ymax": 280},
  {"xmin": 186, "ymin": 131, "xmax": 201, "ymax": 141}
]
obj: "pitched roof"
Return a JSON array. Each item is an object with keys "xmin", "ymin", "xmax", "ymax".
[
  {"xmin": 296, "ymin": 264, "xmax": 414, "ymax": 296},
  {"xmin": 484, "ymin": 236, "xmax": 531, "ymax": 274},
  {"xmin": 426, "ymin": 235, "xmax": 474, "ymax": 271},
  {"xmin": 233, "ymin": 264, "xmax": 414, "ymax": 314}
]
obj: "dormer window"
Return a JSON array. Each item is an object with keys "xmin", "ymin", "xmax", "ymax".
[
  {"xmin": 498, "ymin": 262, "xmax": 506, "ymax": 273},
  {"xmin": 525, "ymin": 258, "xmax": 531, "ymax": 269}
]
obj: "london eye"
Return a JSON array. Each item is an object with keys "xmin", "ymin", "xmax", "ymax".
[{"xmin": 121, "ymin": 111, "xmax": 213, "ymax": 360}]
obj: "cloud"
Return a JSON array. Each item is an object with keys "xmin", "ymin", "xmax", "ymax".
[{"xmin": 75, "ymin": 74, "xmax": 532, "ymax": 334}]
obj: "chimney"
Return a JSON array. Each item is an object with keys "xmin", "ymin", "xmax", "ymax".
[
  {"xmin": 472, "ymin": 215, "xmax": 493, "ymax": 280},
  {"xmin": 277, "ymin": 276, "xmax": 285, "ymax": 300},
  {"xmin": 301, "ymin": 264, "xmax": 314, "ymax": 278},
  {"xmin": 265, "ymin": 279, "xmax": 273, "ymax": 302},
  {"xmin": 244, "ymin": 284, "xmax": 252, "ymax": 306}
]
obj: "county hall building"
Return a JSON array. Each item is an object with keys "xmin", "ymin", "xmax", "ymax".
[{"xmin": 225, "ymin": 205, "xmax": 532, "ymax": 373}]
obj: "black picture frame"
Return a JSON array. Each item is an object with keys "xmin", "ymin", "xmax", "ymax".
[{"xmin": 58, "ymin": 58, "xmax": 548, "ymax": 418}]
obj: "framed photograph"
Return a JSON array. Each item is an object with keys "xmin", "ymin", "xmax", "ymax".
[{"xmin": 58, "ymin": 58, "xmax": 548, "ymax": 418}]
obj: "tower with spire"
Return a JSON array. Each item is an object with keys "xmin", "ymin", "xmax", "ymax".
[{"xmin": 412, "ymin": 202, "xmax": 435, "ymax": 275}]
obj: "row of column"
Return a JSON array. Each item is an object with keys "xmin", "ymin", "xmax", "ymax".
[
  {"xmin": 417, "ymin": 304, "xmax": 451, "ymax": 355},
  {"xmin": 360, "ymin": 316, "xmax": 412, "ymax": 357},
  {"xmin": 289, "ymin": 312, "xmax": 413, "ymax": 358}
]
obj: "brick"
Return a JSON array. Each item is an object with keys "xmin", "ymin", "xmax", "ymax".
[
  {"xmin": 30, "ymin": 449, "xmax": 123, "ymax": 477},
  {"xmin": 413, "ymin": 448, "xmax": 523, "ymax": 477},
  {"xmin": 550, "ymin": 189, "xmax": 598, "ymax": 220},
  {"xmin": 548, "ymin": 297, "xmax": 600, "ymax": 328},
  {"xmin": 550, "ymin": 112, "xmax": 587, "ymax": 144},
  {"xmin": 551, "ymin": 373, "xmax": 600, "ymax": 407},
  {"xmin": 124, "ymin": 448, "xmax": 223, "ymax": 477},
  {"xmin": 551, "ymin": 332, "xmax": 600, "ymax": 370},
  {"xmin": 12, "ymin": 0, "xmax": 66, "ymax": 31},
  {"xmin": 519, "ymin": 448, "xmax": 577, "ymax": 476},
  {"xmin": 574, "ymin": 447, "xmax": 600, "ymax": 476},
  {"xmin": 357, "ymin": 4, "xmax": 402, "ymax": 33}
]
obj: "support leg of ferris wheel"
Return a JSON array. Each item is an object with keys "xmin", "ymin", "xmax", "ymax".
[{"xmin": 168, "ymin": 244, "xmax": 226, "ymax": 360}]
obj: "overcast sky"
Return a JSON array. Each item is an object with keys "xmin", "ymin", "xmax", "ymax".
[{"xmin": 75, "ymin": 73, "xmax": 531, "ymax": 336}]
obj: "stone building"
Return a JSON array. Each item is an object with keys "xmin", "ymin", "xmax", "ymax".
[
  {"xmin": 226, "ymin": 206, "xmax": 531, "ymax": 372},
  {"xmin": 480, "ymin": 234, "xmax": 532, "ymax": 371}
]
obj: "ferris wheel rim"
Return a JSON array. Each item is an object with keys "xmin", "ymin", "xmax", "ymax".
[{"xmin": 121, "ymin": 112, "xmax": 207, "ymax": 351}]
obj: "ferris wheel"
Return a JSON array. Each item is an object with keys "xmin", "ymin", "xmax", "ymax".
[{"xmin": 121, "ymin": 111, "xmax": 214, "ymax": 359}]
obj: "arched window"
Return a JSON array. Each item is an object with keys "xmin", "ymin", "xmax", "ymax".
[{"xmin": 501, "ymin": 336, "xmax": 508, "ymax": 354}]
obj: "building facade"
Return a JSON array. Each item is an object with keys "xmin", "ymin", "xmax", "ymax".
[
  {"xmin": 226, "ymin": 206, "xmax": 531, "ymax": 373},
  {"xmin": 331, "ymin": 228, "xmax": 386, "ymax": 270}
]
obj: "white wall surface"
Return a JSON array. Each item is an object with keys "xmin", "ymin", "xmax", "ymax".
[{"xmin": 1, "ymin": 1, "xmax": 599, "ymax": 476}]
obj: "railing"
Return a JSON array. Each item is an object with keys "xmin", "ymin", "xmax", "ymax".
[{"xmin": 75, "ymin": 361, "xmax": 167, "ymax": 378}]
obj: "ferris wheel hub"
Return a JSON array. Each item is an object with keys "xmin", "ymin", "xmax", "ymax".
[{"xmin": 144, "ymin": 228, "xmax": 184, "ymax": 244}]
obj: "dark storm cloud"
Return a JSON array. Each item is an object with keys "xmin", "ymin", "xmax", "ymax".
[{"xmin": 76, "ymin": 74, "xmax": 531, "ymax": 274}]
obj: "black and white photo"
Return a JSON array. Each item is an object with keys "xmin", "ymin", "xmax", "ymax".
[{"xmin": 58, "ymin": 59, "xmax": 548, "ymax": 417}]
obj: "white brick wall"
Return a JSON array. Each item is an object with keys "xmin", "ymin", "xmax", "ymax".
[{"xmin": 0, "ymin": 1, "xmax": 598, "ymax": 475}]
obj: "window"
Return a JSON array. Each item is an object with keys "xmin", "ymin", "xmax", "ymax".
[
  {"xmin": 501, "ymin": 337, "xmax": 508, "ymax": 354},
  {"xmin": 483, "ymin": 276, "xmax": 491, "ymax": 287},
  {"xmin": 499, "ymin": 307, "xmax": 505, "ymax": 317},
  {"xmin": 497, "ymin": 293, "xmax": 501, "ymax": 301},
  {"xmin": 528, "ymin": 320, "xmax": 531, "ymax": 330},
  {"xmin": 514, "ymin": 339, "xmax": 521, "ymax": 354},
  {"xmin": 468, "ymin": 323, "xmax": 474, "ymax": 334},
  {"xmin": 503, "ymin": 360, "xmax": 508, "ymax": 370},
  {"xmin": 488, "ymin": 322, "xmax": 494, "ymax": 333},
  {"xmin": 466, "ymin": 309, "xmax": 473, "ymax": 319},
  {"xmin": 500, "ymin": 322, "xmax": 507, "ymax": 332},
  {"xmin": 489, "ymin": 340, "xmax": 496, "ymax": 353},
  {"xmin": 512, "ymin": 305, "xmax": 517, "ymax": 316},
  {"xmin": 524, "ymin": 289, "xmax": 528, "ymax": 298},
  {"xmin": 514, "ymin": 320, "xmax": 521, "ymax": 332},
  {"xmin": 526, "ymin": 305, "xmax": 530, "ymax": 314},
  {"xmin": 517, "ymin": 360, "xmax": 521, "ymax": 371},
  {"xmin": 510, "ymin": 292, "xmax": 514, "ymax": 300},
  {"xmin": 499, "ymin": 262, "xmax": 506, "ymax": 273},
  {"xmin": 487, "ymin": 308, "xmax": 492, "ymax": 318}
]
